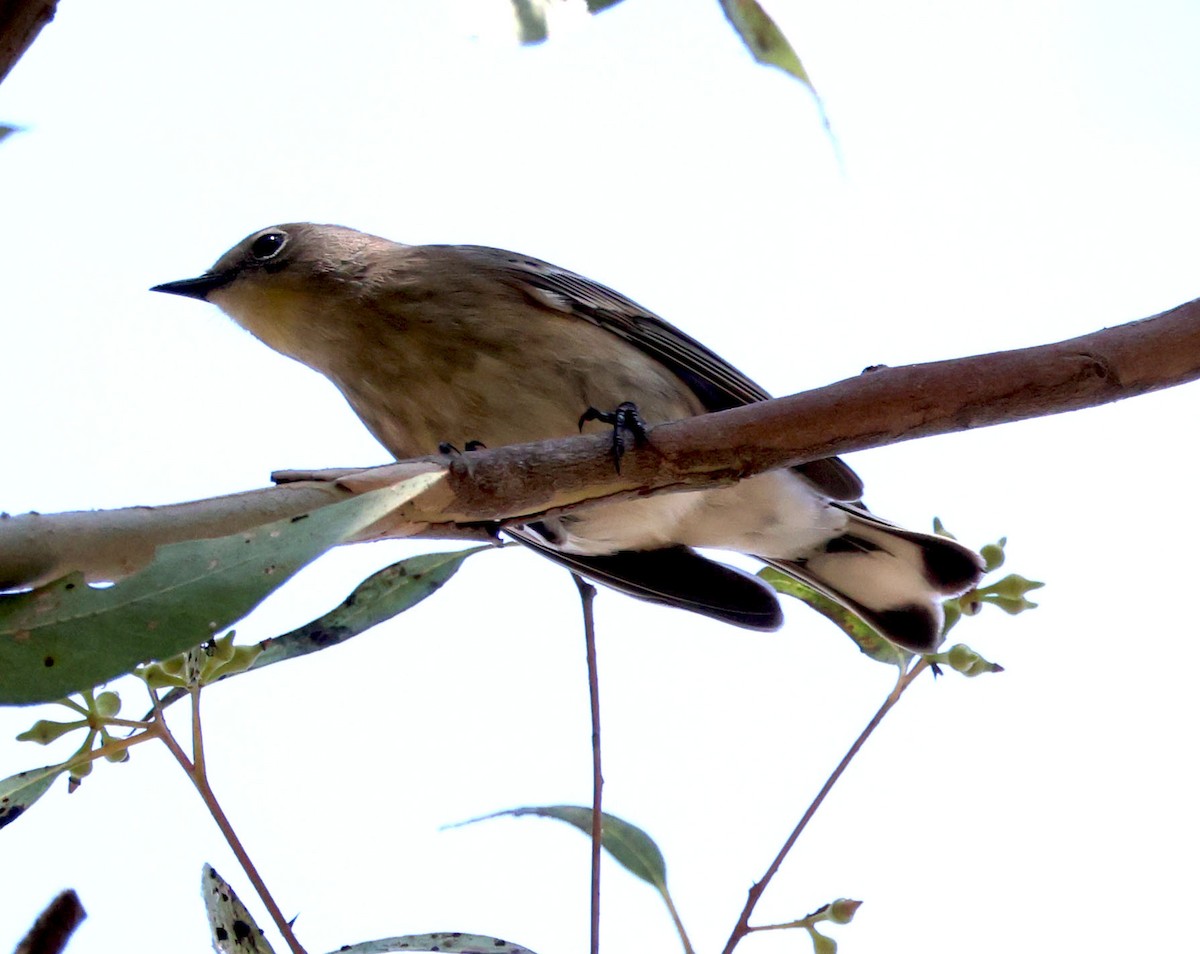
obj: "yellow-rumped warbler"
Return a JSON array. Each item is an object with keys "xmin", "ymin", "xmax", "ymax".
[{"xmin": 154, "ymin": 223, "xmax": 982, "ymax": 649}]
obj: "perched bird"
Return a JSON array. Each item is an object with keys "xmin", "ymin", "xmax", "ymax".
[{"xmin": 153, "ymin": 224, "xmax": 982, "ymax": 650}]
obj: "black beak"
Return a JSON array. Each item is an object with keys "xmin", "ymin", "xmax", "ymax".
[{"xmin": 150, "ymin": 270, "xmax": 236, "ymax": 301}]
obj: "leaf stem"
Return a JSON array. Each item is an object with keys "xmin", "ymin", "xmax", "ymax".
[
  {"xmin": 661, "ymin": 888, "xmax": 695, "ymax": 954},
  {"xmin": 721, "ymin": 658, "xmax": 931, "ymax": 953},
  {"xmin": 573, "ymin": 573, "xmax": 603, "ymax": 954},
  {"xmin": 147, "ymin": 685, "xmax": 308, "ymax": 954}
]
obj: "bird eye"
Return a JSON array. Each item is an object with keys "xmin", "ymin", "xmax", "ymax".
[{"xmin": 249, "ymin": 230, "xmax": 287, "ymax": 261}]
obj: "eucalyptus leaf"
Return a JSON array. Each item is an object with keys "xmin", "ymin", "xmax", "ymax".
[
  {"xmin": 759, "ymin": 568, "xmax": 910, "ymax": 668},
  {"xmin": 0, "ymin": 763, "xmax": 67, "ymax": 830},
  {"xmin": 719, "ymin": 0, "xmax": 811, "ymax": 86},
  {"xmin": 328, "ymin": 934, "xmax": 538, "ymax": 954},
  {"xmin": 511, "ymin": 0, "xmax": 549, "ymax": 44},
  {"xmin": 250, "ymin": 547, "xmax": 489, "ymax": 671},
  {"xmin": 454, "ymin": 804, "xmax": 668, "ymax": 890},
  {"xmin": 0, "ymin": 474, "xmax": 442, "ymax": 705},
  {"xmin": 202, "ymin": 864, "xmax": 276, "ymax": 954}
]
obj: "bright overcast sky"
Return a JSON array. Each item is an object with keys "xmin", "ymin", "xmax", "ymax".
[{"xmin": 2, "ymin": 2, "xmax": 1199, "ymax": 953}]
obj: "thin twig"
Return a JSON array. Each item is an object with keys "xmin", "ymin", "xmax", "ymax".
[
  {"xmin": 190, "ymin": 683, "xmax": 206, "ymax": 779},
  {"xmin": 573, "ymin": 572, "xmax": 603, "ymax": 954},
  {"xmin": 14, "ymin": 889, "xmax": 85, "ymax": 954},
  {"xmin": 148, "ymin": 686, "xmax": 309, "ymax": 954},
  {"xmin": 721, "ymin": 658, "xmax": 932, "ymax": 954}
]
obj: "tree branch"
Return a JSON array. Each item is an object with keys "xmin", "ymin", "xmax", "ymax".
[
  {"xmin": 0, "ymin": 0, "xmax": 57, "ymax": 86},
  {"xmin": 15, "ymin": 889, "xmax": 85, "ymax": 954},
  {"xmin": 2, "ymin": 295, "xmax": 1197, "ymax": 589}
]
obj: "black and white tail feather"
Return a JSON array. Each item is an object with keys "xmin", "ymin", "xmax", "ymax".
[
  {"xmin": 764, "ymin": 504, "xmax": 983, "ymax": 651},
  {"xmin": 516, "ymin": 502, "xmax": 981, "ymax": 652}
]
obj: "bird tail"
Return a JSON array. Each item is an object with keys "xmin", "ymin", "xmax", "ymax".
[{"xmin": 766, "ymin": 507, "xmax": 984, "ymax": 652}]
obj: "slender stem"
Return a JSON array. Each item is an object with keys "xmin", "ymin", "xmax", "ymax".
[
  {"xmin": 147, "ymin": 687, "xmax": 308, "ymax": 954},
  {"xmin": 572, "ymin": 573, "xmax": 603, "ymax": 954},
  {"xmin": 190, "ymin": 684, "xmax": 205, "ymax": 779},
  {"xmin": 661, "ymin": 889, "xmax": 696, "ymax": 954},
  {"xmin": 59, "ymin": 728, "xmax": 158, "ymax": 781},
  {"xmin": 101, "ymin": 717, "xmax": 158, "ymax": 730},
  {"xmin": 721, "ymin": 659, "xmax": 931, "ymax": 954}
]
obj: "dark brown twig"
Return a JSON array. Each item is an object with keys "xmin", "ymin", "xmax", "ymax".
[
  {"xmin": 0, "ymin": 0, "xmax": 58, "ymax": 86},
  {"xmin": 15, "ymin": 889, "xmax": 86, "ymax": 954}
]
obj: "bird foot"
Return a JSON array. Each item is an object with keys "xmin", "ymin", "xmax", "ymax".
[{"xmin": 578, "ymin": 401, "xmax": 648, "ymax": 473}]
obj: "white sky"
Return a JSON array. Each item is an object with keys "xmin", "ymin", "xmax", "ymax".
[{"xmin": 2, "ymin": 1, "xmax": 1199, "ymax": 952}]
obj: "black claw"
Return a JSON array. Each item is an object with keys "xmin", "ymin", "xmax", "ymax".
[
  {"xmin": 439, "ymin": 440, "xmax": 487, "ymax": 456},
  {"xmin": 578, "ymin": 401, "xmax": 648, "ymax": 473}
]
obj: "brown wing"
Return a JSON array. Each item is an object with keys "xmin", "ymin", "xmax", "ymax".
[{"xmin": 448, "ymin": 245, "xmax": 865, "ymax": 502}]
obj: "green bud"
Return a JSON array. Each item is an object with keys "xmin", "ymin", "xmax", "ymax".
[
  {"xmin": 956, "ymin": 592, "xmax": 983, "ymax": 617},
  {"xmin": 93, "ymin": 691, "xmax": 121, "ymax": 718},
  {"xmin": 17, "ymin": 719, "xmax": 86, "ymax": 745},
  {"xmin": 941, "ymin": 643, "xmax": 1004, "ymax": 676},
  {"xmin": 809, "ymin": 928, "xmax": 837, "ymax": 954},
  {"xmin": 990, "ymin": 573, "xmax": 1044, "ymax": 600},
  {"xmin": 137, "ymin": 662, "xmax": 188, "ymax": 689},
  {"xmin": 204, "ymin": 643, "xmax": 263, "ymax": 682},
  {"xmin": 97, "ymin": 727, "xmax": 131, "ymax": 763},
  {"xmin": 987, "ymin": 594, "xmax": 1038, "ymax": 615},
  {"xmin": 979, "ymin": 538, "xmax": 1007, "ymax": 572},
  {"xmin": 207, "ymin": 632, "xmax": 237, "ymax": 664},
  {"xmin": 826, "ymin": 899, "xmax": 862, "ymax": 924}
]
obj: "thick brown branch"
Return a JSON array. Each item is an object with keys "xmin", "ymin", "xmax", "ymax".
[
  {"xmin": 2, "ymin": 296, "xmax": 1197, "ymax": 589},
  {"xmin": 0, "ymin": 0, "xmax": 57, "ymax": 85},
  {"xmin": 355, "ymin": 294, "xmax": 1200, "ymax": 527}
]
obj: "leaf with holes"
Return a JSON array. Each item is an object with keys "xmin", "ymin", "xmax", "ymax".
[
  {"xmin": 0, "ymin": 763, "xmax": 67, "ymax": 830},
  {"xmin": 202, "ymin": 864, "xmax": 276, "ymax": 954}
]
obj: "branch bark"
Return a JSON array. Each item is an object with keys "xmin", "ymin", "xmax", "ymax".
[{"xmin": 2, "ymin": 294, "xmax": 1198, "ymax": 590}]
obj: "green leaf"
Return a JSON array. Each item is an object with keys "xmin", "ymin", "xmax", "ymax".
[
  {"xmin": 510, "ymin": 0, "xmax": 624, "ymax": 45},
  {"xmin": 511, "ymin": 0, "xmax": 549, "ymax": 44},
  {"xmin": 0, "ymin": 124, "xmax": 19, "ymax": 143},
  {"xmin": 329, "ymin": 934, "xmax": 539, "ymax": 954},
  {"xmin": 0, "ymin": 474, "xmax": 442, "ymax": 706},
  {"xmin": 719, "ymin": 0, "xmax": 812, "ymax": 88},
  {"xmin": 202, "ymin": 864, "xmax": 276, "ymax": 954},
  {"xmin": 0, "ymin": 764, "xmax": 68, "ymax": 830},
  {"xmin": 249, "ymin": 547, "xmax": 488, "ymax": 671},
  {"xmin": 759, "ymin": 568, "xmax": 910, "ymax": 668},
  {"xmin": 453, "ymin": 805, "xmax": 668, "ymax": 891}
]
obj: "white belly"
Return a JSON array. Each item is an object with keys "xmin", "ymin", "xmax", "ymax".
[{"xmin": 542, "ymin": 469, "xmax": 849, "ymax": 559}]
